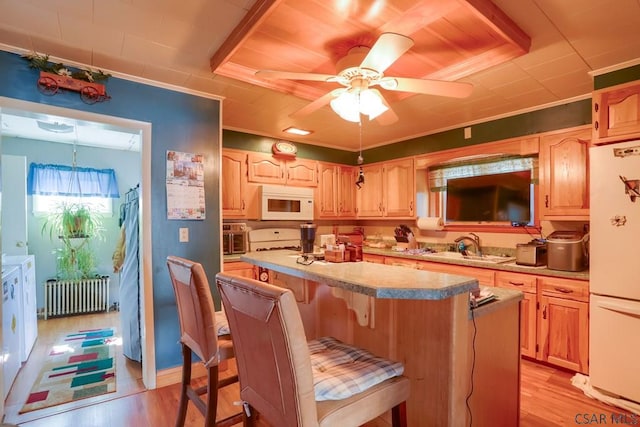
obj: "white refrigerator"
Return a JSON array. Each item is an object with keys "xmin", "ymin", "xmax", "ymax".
[{"xmin": 589, "ymin": 139, "xmax": 640, "ymax": 404}]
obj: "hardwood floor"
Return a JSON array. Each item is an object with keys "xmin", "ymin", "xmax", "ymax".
[
  {"xmin": 3, "ymin": 311, "xmax": 145, "ymax": 426},
  {"xmin": 3, "ymin": 314, "xmax": 635, "ymax": 426}
]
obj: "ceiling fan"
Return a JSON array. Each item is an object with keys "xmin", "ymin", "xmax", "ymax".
[{"xmin": 255, "ymin": 32, "xmax": 473, "ymax": 124}]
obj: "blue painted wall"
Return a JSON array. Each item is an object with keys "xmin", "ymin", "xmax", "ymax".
[{"xmin": 0, "ymin": 50, "xmax": 221, "ymax": 371}]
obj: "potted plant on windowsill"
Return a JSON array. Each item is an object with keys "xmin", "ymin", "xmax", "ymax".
[{"xmin": 41, "ymin": 203, "xmax": 105, "ymax": 280}]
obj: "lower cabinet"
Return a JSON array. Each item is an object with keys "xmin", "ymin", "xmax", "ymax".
[
  {"xmin": 371, "ymin": 253, "xmax": 590, "ymax": 373},
  {"xmin": 537, "ymin": 276, "xmax": 589, "ymax": 374},
  {"xmin": 222, "ymin": 260, "xmax": 256, "ymax": 279},
  {"xmin": 495, "ymin": 271, "xmax": 537, "ymax": 358}
]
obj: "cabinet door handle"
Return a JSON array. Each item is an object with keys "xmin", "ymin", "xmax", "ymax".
[
  {"xmin": 241, "ymin": 200, "xmax": 245, "ymax": 209},
  {"xmin": 554, "ymin": 287, "xmax": 573, "ymax": 294},
  {"xmin": 594, "ymin": 102, "xmax": 599, "ymax": 113},
  {"xmin": 545, "ymin": 195, "xmax": 549, "ymax": 208},
  {"xmin": 542, "ymin": 305, "xmax": 547, "ymax": 320},
  {"xmin": 508, "ymin": 281, "xmax": 525, "ymax": 286},
  {"xmin": 594, "ymin": 120, "xmax": 599, "ymax": 131}
]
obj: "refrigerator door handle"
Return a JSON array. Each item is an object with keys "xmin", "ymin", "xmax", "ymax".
[{"xmin": 596, "ymin": 299, "xmax": 640, "ymax": 318}]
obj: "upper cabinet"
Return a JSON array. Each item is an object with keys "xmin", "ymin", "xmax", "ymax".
[
  {"xmin": 357, "ymin": 158, "xmax": 415, "ymax": 218},
  {"xmin": 221, "ymin": 149, "xmax": 248, "ymax": 217},
  {"xmin": 592, "ymin": 80, "xmax": 640, "ymax": 145},
  {"xmin": 247, "ymin": 152, "xmax": 318, "ymax": 187},
  {"xmin": 316, "ymin": 163, "xmax": 357, "ymax": 218},
  {"xmin": 538, "ymin": 127, "xmax": 590, "ymax": 220}
]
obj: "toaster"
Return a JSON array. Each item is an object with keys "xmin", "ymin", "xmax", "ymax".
[{"xmin": 515, "ymin": 241, "xmax": 547, "ymax": 266}]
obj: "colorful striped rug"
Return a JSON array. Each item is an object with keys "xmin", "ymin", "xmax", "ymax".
[{"xmin": 20, "ymin": 328, "xmax": 118, "ymax": 413}]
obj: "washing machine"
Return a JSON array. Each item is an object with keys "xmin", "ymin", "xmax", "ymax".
[
  {"xmin": 2, "ymin": 265, "xmax": 21, "ymax": 398},
  {"xmin": 4, "ymin": 255, "xmax": 38, "ymax": 362}
]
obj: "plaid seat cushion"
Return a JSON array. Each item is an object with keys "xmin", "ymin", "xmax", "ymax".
[
  {"xmin": 215, "ymin": 310, "xmax": 231, "ymax": 336},
  {"xmin": 308, "ymin": 336, "xmax": 404, "ymax": 401}
]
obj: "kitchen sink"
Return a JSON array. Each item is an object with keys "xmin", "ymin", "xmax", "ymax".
[{"xmin": 423, "ymin": 251, "xmax": 516, "ymax": 264}]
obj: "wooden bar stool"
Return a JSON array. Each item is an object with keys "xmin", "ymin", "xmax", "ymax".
[
  {"xmin": 216, "ymin": 272, "xmax": 410, "ymax": 427},
  {"xmin": 167, "ymin": 256, "xmax": 244, "ymax": 427}
]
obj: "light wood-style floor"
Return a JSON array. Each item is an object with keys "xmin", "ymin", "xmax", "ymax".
[
  {"xmin": 3, "ymin": 312, "xmax": 634, "ymax": 427},
  {"xmin": 3, "ymin": 311, "xmax": 145, "ymax": 426}
]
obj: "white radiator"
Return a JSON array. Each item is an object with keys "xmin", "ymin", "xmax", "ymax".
[{"xmin": 44, "ymin": 276, "xmax": 110, "ymax": 319}]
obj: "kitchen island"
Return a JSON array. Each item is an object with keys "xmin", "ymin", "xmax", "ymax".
[{"xmin": 240, "ymin": 250, "xmax": 523, "ymax": 427}]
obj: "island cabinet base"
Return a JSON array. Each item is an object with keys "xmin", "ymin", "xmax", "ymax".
[{"xmin": 301, "ymin": 281, "xmax": 520, "ymax": 427}]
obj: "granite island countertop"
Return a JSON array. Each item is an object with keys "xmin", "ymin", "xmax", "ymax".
[{"xmin": 240, "ymin": 250, "xmax": 481, "ymax": 300}]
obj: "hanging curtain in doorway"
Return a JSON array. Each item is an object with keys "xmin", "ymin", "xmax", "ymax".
[{"xmin": 119, "ymin": 185, "xmax": 141, "ymax": 362}]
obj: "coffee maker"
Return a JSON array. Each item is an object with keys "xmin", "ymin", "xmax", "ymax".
[{"xmin": 300, "ymin": 223, "xmax": 317, "ymax": 255}]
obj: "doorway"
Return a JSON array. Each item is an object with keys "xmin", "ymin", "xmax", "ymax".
[{"xmin": 0, "ymin": 97, "xmax": 155, "ymax": 420}]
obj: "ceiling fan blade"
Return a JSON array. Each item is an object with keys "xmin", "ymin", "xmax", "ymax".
[
  {"xmin": 359, "ymin": 33, "xmax": 414, "ymax": 73},
  {"xmin": 290, "ymin": 89, "xmax": 344, "ymax": 118},
  {"xmin": 375, "ymin": 107, "xmax": 398, "ymax": 126},
  {"xmin": 387, "ymin": 77, "xmax": 473, "ymax": 98},
  {"xmin": 256, "ymin": 70, "xmax": 337, "ymax": 82}
]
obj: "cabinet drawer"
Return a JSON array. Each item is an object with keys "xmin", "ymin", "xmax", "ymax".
[
  {"xmin": 362, "ymin": 254, "xmax": 385, "ymax": 264},
  {"xmin": 384, "ymin": 257, "xmax": 419, "ymax": 269},
  {"xmin": 417, "ymin": 261, "xmax": 495, "ymax": 287},
  {"xmin": 495, "ymin": 271, "xmax": 536, "ymax": 293},
  {"xmin": 538, "ymin": 276, "xmax": 589, "ymax": 302}
]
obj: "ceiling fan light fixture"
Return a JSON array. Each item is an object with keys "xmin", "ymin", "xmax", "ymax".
[
  {"xmin": 330, "ymin": 89, "xmax": 388, "ymax": 122},
  {"xmin": 36, "ymin": 120, "xmax": 74, "ymax": 133},
  {"xmin": 330, "ymin": 91, "xmax": 361, "ymax": 122},
  {"xmin": 359, "ymin": 89, "xmax": 388, "ymax": 120}
]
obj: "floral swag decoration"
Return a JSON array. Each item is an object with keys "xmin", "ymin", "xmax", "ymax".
[{"xmin": 22, "ymin": 52, "xmax": 111, "ymax": 83}]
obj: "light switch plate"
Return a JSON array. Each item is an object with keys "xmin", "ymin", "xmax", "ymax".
[{"xmin": 179, "ymin": 227, "xmax": 189, "ymax": 242}]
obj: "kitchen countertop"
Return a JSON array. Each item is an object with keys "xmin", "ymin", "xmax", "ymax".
[
  {"xmin": 363, "ymin": 247, "xmax": 590, "ymax": 281},
  {"xmin": 471, "ymin": 286, "xmax": 523, "ymax": 318},
  {"xmin": 240, "ymin": 250, "xmax": 481, "ymax": 300}
]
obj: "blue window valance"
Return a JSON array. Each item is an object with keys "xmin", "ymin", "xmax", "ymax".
[{"xmin": 27, "ymin": 163, "xmax": 120, "ymax": 198}]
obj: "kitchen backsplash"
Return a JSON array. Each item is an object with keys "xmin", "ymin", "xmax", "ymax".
[{"xmin": 224, "ymin": 218, "xmax": 588, "ymax": 252}]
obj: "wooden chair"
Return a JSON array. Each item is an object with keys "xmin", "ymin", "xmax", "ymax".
[
  {"xmin": 167, "ymin": 256, "xmax": 244, "ymax": 427},
  {"xmin": 216, "ymin": 272, "xmax": 410, "ymax": 427}
]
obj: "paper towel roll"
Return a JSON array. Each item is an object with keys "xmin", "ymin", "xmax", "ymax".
[{"xmin": 416, "ymin": 216, "xmax": 444, "ymax": 231}]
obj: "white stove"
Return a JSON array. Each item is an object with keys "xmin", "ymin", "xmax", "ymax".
[{"xmin": 248, "ymin": 228, "xmax": 301, "ymax": 252}]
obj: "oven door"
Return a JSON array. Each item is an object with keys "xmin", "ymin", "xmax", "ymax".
[{"xmin": 229, "ymin": 232, "xmax": 247, "ymax": 254}]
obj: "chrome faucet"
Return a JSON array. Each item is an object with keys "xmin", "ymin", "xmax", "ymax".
[{"xmin": 454, "ymin": 233, "xmax": 482, "ymax": 256}]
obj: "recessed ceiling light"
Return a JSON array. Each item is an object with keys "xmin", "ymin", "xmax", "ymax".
[{"xmin": 283, "ymin": 127, "xmax": 312, "ymax": 136}]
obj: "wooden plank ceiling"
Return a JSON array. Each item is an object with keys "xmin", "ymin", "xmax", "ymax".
[{"xmin": 211, "ymin": 0, "xmax": 531, "ymax": 110}]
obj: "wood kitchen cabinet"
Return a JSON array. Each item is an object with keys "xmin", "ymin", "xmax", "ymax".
[
  {"xmin": 592, "ymin": 80, "xmax": 640, "ymax": 144},
  {"xmin": 495, "ymin": 271, "xmax": 537, "ymax": 358},
  {"xmin": 221, "ymin": 149, "xmax": 247, "ymax": 217},
  {"xmin": 362, "ymin": 253, "xmax": 385, "ymax": 264},
  {"xmin": 537, "ymin": 276, "xmax": 589, "ymax": 374},
  {"xmin": 538, "ymin": 126, "xmax": 590, "ymax": 220},
  {"xmin": 247, "ymin": 152, "xmax": 318, "ymax": 187},
  {"xmin": 417, "ymin": 260, "xmax": 495, "ymax": 287},
  {"xmin": 222, "ymin": 261, "xmax": 256, "ymax": 279},
  {"xmin": 372, "ymin": 252, "xmax": 591, "ymax": 373},
  {"xmin": 316, "ymin": 163, "xmax": 356, "ymax": 218},
  {"xmin": 356, "ymin": 158, "xmax": 415, "ymax": 218}
]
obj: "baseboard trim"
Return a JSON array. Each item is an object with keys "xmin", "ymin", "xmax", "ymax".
[{"xmin": 155, "ymin": 360, "xmax": 230, "ymax": 388}]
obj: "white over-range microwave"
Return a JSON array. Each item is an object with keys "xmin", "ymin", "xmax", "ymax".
[{"xmin": 259, "ymin": 184, "xmax": 314, "ymax": 221}]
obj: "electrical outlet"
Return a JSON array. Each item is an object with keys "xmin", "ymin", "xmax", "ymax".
[{"xmin": 179, "ymin": 227, "xmax": 189, "ymax": 242}]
